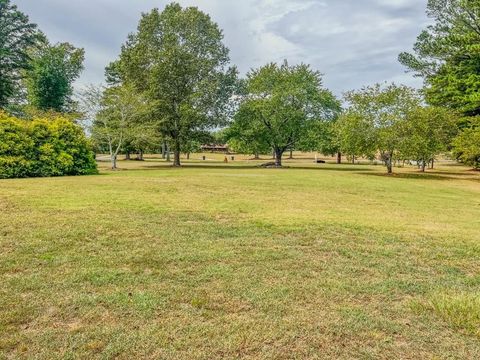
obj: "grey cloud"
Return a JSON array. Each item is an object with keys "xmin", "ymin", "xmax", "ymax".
[{"xmin": 13, "ymin": 0, "xmax": 429, "ymax": 95}]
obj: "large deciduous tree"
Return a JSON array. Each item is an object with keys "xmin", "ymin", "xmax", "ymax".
[
  {"xmin": 0, "ymin": 0, "xmax": 39, "ymax": 109},
  {"xmin": 113, "ymin": 3, "xmax": 237, "ymax": 166},
  {"xmin": 232, "ymin": 62, "xmax": 340, "ymax": 167},
  {"xmin": 25, "ymin": 41, "xmax": 84, "ymax": 112}
]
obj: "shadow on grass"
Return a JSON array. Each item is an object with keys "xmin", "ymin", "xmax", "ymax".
[
  {"xmin": 98, "ymin": 160, "xmax": 479, "ymax": 180},
  {"xmin": 125, "ymin": 163, "xmax": 377, "ymax": 173},
  {"xmin": 359, "ymin": 170, "xmax": 480, "ymax": 182}
]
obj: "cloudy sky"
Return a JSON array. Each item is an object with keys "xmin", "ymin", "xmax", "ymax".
[{"xmin": 14, "ymin": 0, "xmax": 429, "ymax": 96}]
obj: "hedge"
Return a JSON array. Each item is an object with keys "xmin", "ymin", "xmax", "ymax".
[{"xmin": 0, "ymin": 112, "xmax": 97, "ymax": 179}]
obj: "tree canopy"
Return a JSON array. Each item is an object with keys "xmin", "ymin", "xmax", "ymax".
[
  {"xmin": 112, "ymin": 3, "xmax": 237, "ymax": 166},
  {"xmin": 338, "ymin": 84, "xmax": 422, "ymax": 173},
  {"xmin": 399, "ymin": 0, "xmax": 480, "ymax": 118},
  {"xmin": 25, "ymin": 41, "xmax": 84, "ymax": 112},
  {"xmin": 0, "ymin": 0, "xmax": 39, "ymax": 109},
  {"xmin": 231, "ymin": 61, "xmax": 340, "ymax": 167}
]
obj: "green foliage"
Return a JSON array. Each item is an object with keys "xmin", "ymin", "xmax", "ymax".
[
  {"xmin": 89, "ymin": 85, "xmax": 151, "ymax": 168},
  {"xmin": 453, "ymin": 118, "xmax": 480, "ymax": 168},
  {"xmin": 224, "ymin": 106, "xmax": 272, "ymax": 157},
  {"xmin": 399, "ymin": 106, "xmax": 458, "ymax": 170},
  {"xmin": 339, "ymin": 84, "xmax": 422, "ymax": 173},
  {"xmin": 114, "ymin": 2, "xmax": 237, "ymax": 166},
  {"xmin": 399, "ymin": 0, "xmax": 480, "ymax": 117},
  {"xmin": 297, "ymin": 120, "xmax": 340, "ymax": 157},
  {"xmin": 0, "ymin": 112, "xmax": 97, "ymax": 178},
  {"xmin": 0, "ymin": 0, "xmax": 39, "ymax": 109},
  {"xmin": 231, "ymin": 61, "xmax": 340, "ymax": 166},
  {"xmin": 25, "ymin": 41, "xmax": 84, "ymax": 112},
  {"xmin": 335, "ymin": 112, "xmax": 377, "ymax": 161}
]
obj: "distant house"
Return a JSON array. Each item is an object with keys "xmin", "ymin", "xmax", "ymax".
[{"xmin": 201, "ymin": 144, "xmax": 230, "ymax": 153}]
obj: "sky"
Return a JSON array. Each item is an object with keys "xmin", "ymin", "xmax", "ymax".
[{"xmin": 14, "ymin": 0, "xmax": 430, "ymax": 96}]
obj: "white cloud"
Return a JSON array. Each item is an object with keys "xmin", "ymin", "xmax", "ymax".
[{"xmin": 14, "ymin": 0, "xmax": 429, "ymax": 95}]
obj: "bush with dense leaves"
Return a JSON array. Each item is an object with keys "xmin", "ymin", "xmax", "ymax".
[{"xmin": 0, "ymin": 112, "xmax": 97, "ymax": 178}]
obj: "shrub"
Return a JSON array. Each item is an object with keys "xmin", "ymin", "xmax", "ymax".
[{"xmin": 0, "ymin": 112, "xmax": 97, "ymax": 179}]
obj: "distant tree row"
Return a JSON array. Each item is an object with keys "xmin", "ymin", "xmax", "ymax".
[
  {"xmin": 87, "ymin": 1, "xmax": 479, "ymax": 172},
  {"xmin": 1, "ymin": 0, "xmax": 479, "ymax": 178}
]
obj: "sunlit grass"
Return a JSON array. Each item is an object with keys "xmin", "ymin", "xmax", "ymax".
[
  {"xmin": 418, "ymin": 292, "xmax": 480, "ymax": 338},
  {"xmin": 1, "ymin": 154, "xmax": 479, "ymax": 358}
]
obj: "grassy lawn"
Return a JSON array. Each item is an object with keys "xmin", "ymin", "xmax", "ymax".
[{"xmin": 1, "ymin": 154, "xmax": 479, "ymax": 359}]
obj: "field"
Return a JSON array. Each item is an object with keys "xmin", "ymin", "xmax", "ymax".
[{"xmin": 1, "ymin": 154, "xmax": 479, "ymax": 359}]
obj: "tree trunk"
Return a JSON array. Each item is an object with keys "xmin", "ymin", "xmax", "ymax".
[
  {"xmin": 421, "ymin": 160, "xmax": 426, "ymax": 172},
  {"xmin": 352, "ymin": 155, "xmax": 355, "ymax": 165},
  {"xmin": 272, "ymin": 148, "xmax": 276, "ymax": 160},
  {"xmin": 274, "ymin": 148, "xmax": 283, "ymax": 167},
  {"xmin": 136, "ymin": 150, "xmax": 144, "ymax": 161},
  {"xmin": 111, "ymin": 154, "xmax": 117, "ymax": 170},
  {"xmin": 173, "ymin": 138, "xmax": 181, "ymax": 167},
  {"xmin": 161, "ymin": 141, "xmax": 166, "ymax": 159},
  {"xmin": 289, "ymin": 148, "xmax": 293, "ymax": 159},
  {"xmin": 166, "ymin": 144, "xmax": 171, "ymax": 162},
  {"xmin": 186, "ymin": 152, "xmax": 190, "ymax": 160},
  {"xmin": 254, "ymin": 152, "xmax": 260, "ymax": 160},
  {"xmin": 336, "ymin": 152, "xmax": 342, "ymax": 164},
  {"xmin": 173, "ymin": 150, "xmax": 180, "ymax": 166},
  {"xmin": 430, "ymin": 159, "xmax": 435, "ymax": 169},
  {"xmin": 125, "ymin": 152, "xmax": 131, "ymax": 160},
  {"xmin": 386, "ymin": 155, "xmax": 393, "ymax": 174}
]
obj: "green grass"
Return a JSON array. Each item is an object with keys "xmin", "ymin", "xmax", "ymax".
[
  {"xmin": 1, "ymin": 154, "xmax": 479, "ymax": 359},
  {"xmin": 415, "ymin": 292, "xmax": 480, "ymax": 337}
]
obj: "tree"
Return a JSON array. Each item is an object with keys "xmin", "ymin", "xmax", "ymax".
[
  {"xmin": 453, "ymin": 118, "xmax": 480, "ymax": 169},
  {"xmin": 297, "ymin": 116, "xmax": 343, "ymax": 162},
  {"xmin": 399, "ymin": 106, "xmax": 458, "ymax": 172},
  {"xmin": 88, "ymin": 85, "xmax": 149, "ymax": 169},
  {"xmin": 125, "ymin": 123, "xmax": 158, "ymax": 161},
  {"xmin": 0, "ymin": 0, "xmax": 39, "ymax": 109},
  {"xmin": 232, "ymin": 61, "xmax": 340, "ymax": 167},
  {"xmin": 224, "ymin": 108, "xmax": 272, "ymax": 159},
  {"xmin": 400, "ymin": 1, "xmax": 480, "ymax": 171},
  {"xmin": 335, "ymin": 112, "xmax": 377, "ymax": 164},
  {"xmin": 114, "ymin": 3, "xmax": 237, "ymax": 166},
  {"xmin": 399, "ymin": 0, "xmax": 480, "ymax": 118},
  {"xmin": 25, "ymin": 41, "xmax": 84, "ymax": 112},
  {"xmin": 340, "ymin": 84, "xmax": 421, "ymax": 174}
]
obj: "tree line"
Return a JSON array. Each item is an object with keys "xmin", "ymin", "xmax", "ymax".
[
  {"xmin": 86, "ymin": 1, "xmax": 479, "ymax": 172},
  {"xmin": 1, "ymin": 0, "xmax": 479, "ymax": 178}
]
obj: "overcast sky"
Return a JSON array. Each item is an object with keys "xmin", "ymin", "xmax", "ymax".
[{"xmin": 14, "ymin": 0, "xmax": 429, "ymax": 96}]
